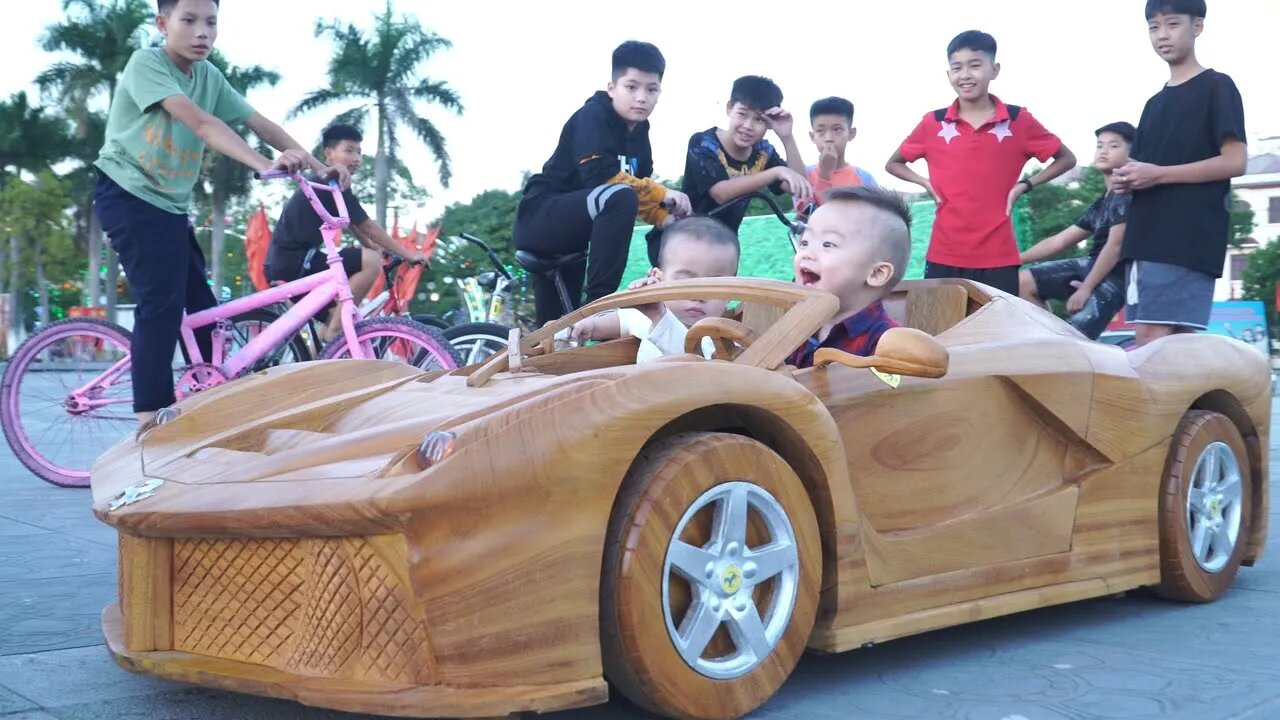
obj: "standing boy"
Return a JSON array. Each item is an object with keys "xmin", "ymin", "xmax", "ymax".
[
  {"xmin": 647, "ymin": 76, "xmax": 812, "ymax": 265},
  {"xmin": 93, "ymin": 0, "xmax": 349, "ymax": 427},
  {"xmin": 886, "ymin": 30, "xmax": 1076, "ymax": 296},
  {"xmin": 513, "ymin": 41, "xmax": 691, "ymax": 327},
  {"xmin": 1019, "ymin": 122, "xmax": 1136, "ymax": 340},
  {"xmin": 1114, "ymin": 0, "xmax": 1247, "ymax": 347},
  {"xmin": 796, "ymin": 96, "xmax": 878, "ymax": 219}
]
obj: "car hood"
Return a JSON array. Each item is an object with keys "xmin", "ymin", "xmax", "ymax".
[{"xmin": 128, "ymin": 361, "xmax": 617, "ymax": 489}]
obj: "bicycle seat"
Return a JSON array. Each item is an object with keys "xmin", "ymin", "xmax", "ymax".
[
  {"xmin": 476, "ymin": 271, "xmax": 498, "ymax": 290},
  {"xmin": 515, "ymin": 249, "xmax": 587, "ymax": 275}
]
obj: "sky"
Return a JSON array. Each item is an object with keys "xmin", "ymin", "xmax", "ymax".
[{"xmin": 6, "ymin": 0, "xmax": 1280, "ymax": 228}]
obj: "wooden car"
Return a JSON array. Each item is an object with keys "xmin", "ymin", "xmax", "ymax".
[{"xmin": 92, "ymin": 278, "xmax": 1270, "ymax": 720}]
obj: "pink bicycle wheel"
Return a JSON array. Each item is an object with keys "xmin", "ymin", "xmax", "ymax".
[
  {"xmin": 317, "ymin": 317, "xmax": 462, "ymax": 370},
  {"xmin": 0, "ymin": 318, "xmax": 134, "ymax": 488}
]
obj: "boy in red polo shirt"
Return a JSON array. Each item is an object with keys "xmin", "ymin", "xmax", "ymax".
[{"xmin": 886, "ymin": 30, "xmax": 1076, "ymax": 295}]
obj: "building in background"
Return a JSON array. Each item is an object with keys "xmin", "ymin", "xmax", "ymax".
[{"xmin": 1223, "ymin": 136, "xmax": 1280, "ymax": 300}]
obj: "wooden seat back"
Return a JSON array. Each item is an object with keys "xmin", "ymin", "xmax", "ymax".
[{"xmin": 905, "ymin": 284, "xmax": 971, "ymax": 337}]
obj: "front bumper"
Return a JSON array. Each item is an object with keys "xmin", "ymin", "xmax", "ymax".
[{"xmin": 104, "ymin": 533, "xmax": 606, "ymax": 717}]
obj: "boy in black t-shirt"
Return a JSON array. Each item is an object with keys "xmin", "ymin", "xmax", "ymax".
[
  {"xmin": 514, "ymin": 41, "xmax": 691, "ymax": 327},
  {"xmin": 267, "ymin": 124, "xmax": 429, "ymax": 342},
  {"xmin": 1114, "ymin": 0, "xmax": 1247, "ymax": 347},
  {"xmin": 1018, "ymin": 122, "xmax": 1135, "ymax": 340},
  {"xmin": 646, "ymin": 76, "xmax": 812, "ymax": 265}
]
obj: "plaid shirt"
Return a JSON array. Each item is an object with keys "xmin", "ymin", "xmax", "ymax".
[{"xmin": 788, "ymin": 301, "xmax": 899, "ymax": 369}]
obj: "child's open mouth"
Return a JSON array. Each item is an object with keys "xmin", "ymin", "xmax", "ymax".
[{"xmin": 798, "ymin": 269, "xmax": 821, "ymax": 286}]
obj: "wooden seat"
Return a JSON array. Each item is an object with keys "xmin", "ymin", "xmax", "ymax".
[{"xmin": 905, "ymin": 284, "xmax": 970, "ymax": 337}]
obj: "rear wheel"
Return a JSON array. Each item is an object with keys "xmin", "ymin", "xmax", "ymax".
[
  {"xmin": 318, "ymin": 317, "xmax": 462, "ymax": 371},
  {"xmin": 443, "ymin": 322, "xmax": 510, "ymax": 366},
  {"xmin": 1157, "ymin": 410, "xmax": 1252, "ymax": 602},
  {"xmin": 601, "ymin": 432, "xmax": 820, "ymax": 720}
]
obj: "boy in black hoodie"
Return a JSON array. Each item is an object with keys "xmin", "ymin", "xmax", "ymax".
[{"xmin": 513, "ymin": 41, "xmax": 690, "ymax": 326}]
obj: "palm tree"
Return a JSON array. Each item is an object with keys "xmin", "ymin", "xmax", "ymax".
[
  {"xmin": 38, "ymin": 0, "xmax": 152, "ymax": 315},
  {"xmin": 197, "ymin": 52, "xmax": 280, "ymax": 293},
  {"xmin": 0, "ymin": 92, "xmax": 71, "ymax": 179},
  {"xmin": 291, "ymin": 0, "xmax": 462, "ymax": 227},
  {"xmin": 0, "ymin": 94, "xmax": 73, "ymax": 333}
]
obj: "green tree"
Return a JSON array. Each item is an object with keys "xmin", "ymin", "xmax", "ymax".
[
  {"xmin": 353, "ymin": 154, "xmax": 428, "ymax": 214},
  {"xmin": 0, "ymin": 171, "xmax": 77, "ymax": 329},
  {"xmin": 415, "ymin": 186, "xmax": 522, "ymax": 318},
  {"xmin": 291, "ymin": 0, "xmax": 462, "ymax": 227},
  {"xmin": 0, "ymin": 91, "xmax": 72, "ymax": 179},
  {"xmin": 194, "ymin": 50, "xmax": 280, "ymax": 292},
  {"xmin": 1231, "ymin": 193, "xmax": 1256, "ymax": 248},
  {"xmin": 1242, "ymin": 236, "xmax": 1280, "ymax": 327},
  {"xmin": 1014, "ymin": 166, "xmax": 1107, "ymax": 253},
  {"xmin": 37, "ymin": 0, "xmax": 153, "ymax": 316}
]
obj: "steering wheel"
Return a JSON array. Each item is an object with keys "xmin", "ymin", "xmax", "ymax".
[{"xmin": 684, "ymin": 317, "xmax": 758, "ymax": 361}]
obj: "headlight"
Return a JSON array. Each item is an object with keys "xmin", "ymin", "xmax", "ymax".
[{"xmin": 416, "ymin": 431, "xmax": 457, "ymax": 470}]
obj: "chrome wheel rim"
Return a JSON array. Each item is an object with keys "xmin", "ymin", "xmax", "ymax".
[
  {"xmin": 661, "ymin": 481, "xmax": 799, "ymax": 680},
  {"xmin": 1185, "ymin": 441, "xmax": 1243, "ymax": 573}
]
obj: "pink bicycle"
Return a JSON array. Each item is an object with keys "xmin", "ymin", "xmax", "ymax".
[{"xmin": 0, "ymin": 171, "xmax": 459, "ymax": 487}]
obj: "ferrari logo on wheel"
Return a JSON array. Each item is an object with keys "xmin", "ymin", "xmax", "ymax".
[{"xmin": 721, "ymin": 564, "xmax": 743, "ymax": 595}]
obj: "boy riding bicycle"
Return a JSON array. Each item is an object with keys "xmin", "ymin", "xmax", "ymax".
[
  {"xmin": 93, "ymin": 0, "xmax": 349, "ymax": 428},
  {"xmin": 267, "ymin": 124, "xmax": 429, "ymax": 343}
]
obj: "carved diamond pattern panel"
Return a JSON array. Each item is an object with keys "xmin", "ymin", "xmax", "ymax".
[
  {"xmin": 170, "ymin": 536, "xmax": 431, "ymax": 684},
  {"xmin": 173, "ymin": 538, "xmax": 309, "ymax": 666},
  {"xmin": 288, "ymin": 539, "xmax": 361, "ymax": 675},
  {"xmin": 347, "ymin": 539, "xmax": 431, "ymax": 684}
]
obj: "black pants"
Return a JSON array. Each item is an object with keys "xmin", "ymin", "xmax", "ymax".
[
  {"xmin": 924, "ymin": 261, "xmax": 1020, "ymax": 296},
  {"xmin": 513, "ymin": 184, "xmax": 638, "ymax": 327},
  {"xmin": 94, "ymin": 175, "xmax": 215, "ymax": 413}
]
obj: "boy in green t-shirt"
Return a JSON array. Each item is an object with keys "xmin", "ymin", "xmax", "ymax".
[{"xmin": 93, "ymin": 0, "xmax": 349, "ymax": 427}]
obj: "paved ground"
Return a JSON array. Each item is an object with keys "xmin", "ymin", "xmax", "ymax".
[{"xmin": 0, "ymin": 408, "xmax": 1277, "ymax": 720}]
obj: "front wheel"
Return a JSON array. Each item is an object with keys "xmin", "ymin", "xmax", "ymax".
[
  {"xmin": 601, "ymin": 432, "xmax": 821, "ymax": 720},
  {"xmin": 318, "ymin": 317, "xmax": 462, "ymax": 371},
  {"xmin": 443, "ymin": 322, "xmax": 511, "ymax": 366},
  {"xmin": 0, "ymin": 318, "xmax": 134, "ymax": 487}
]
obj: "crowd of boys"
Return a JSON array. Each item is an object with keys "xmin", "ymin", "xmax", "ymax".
[{"xmin": 92, "ymin": 0, "xmax": 1248, "ymax": 424}]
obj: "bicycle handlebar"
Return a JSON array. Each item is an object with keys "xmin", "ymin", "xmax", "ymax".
[
  {"xmin": 458, "ymin": 233, "xmax": 514, "ymax": 280},
  {"xmin": 706, "ymin": 192, "xmax": 801, "ymax": 233},
  {"xmin": 254, "ymin": 170, "xmax": 349, "ymax": 229}
]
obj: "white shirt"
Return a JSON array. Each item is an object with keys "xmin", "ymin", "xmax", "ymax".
[{"xmin": 617, "ymin": 308, "xmax": 715, "ymax": 362}]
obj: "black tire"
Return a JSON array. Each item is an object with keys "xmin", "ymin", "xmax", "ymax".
[
  {"xmin": 1157, "ymin": 410, "xmax": 1253, "ymax": 603},
  {"xmin": 226, "ymin": 308, "xmax": 314, "ymax": 372},
  {"xmin": 443, "ymin": 322, "xmax": 511, "ymax": 366},
  {"xmin": 0, "ymin": 318, "xmax": 133, "ymax": 488},
  {"xmin": 410, "ymin": 313, "xmax": 451, "ymax": 331},
  {"xmin": 318, "ymin": 317, "xmax": 463, "ymax": 371}
]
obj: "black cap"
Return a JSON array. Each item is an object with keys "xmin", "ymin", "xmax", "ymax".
[{"xmin": 1095, "ymin": 121, "xmax": 1136, "ymax": 142}]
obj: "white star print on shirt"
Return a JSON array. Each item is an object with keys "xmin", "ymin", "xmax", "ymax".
[
  {"xmin": 988, "ymin": 120, "xmax": 1014, "ymax": 143},
  {"xmin": 937, "ymin": 121, "xmax": 960, "ymax": 145}
]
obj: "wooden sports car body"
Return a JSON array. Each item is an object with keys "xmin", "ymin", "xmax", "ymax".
[{"xmin": 92, "ymin": 278, "xmax": 1270, "ymax": 720}]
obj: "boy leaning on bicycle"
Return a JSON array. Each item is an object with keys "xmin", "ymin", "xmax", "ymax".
[{"xmin": 93, "ymin": 0, "xmax": 348, "ymax": 428}]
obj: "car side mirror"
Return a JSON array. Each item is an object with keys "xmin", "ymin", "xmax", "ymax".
[{"xmin": 812, "ymin": 327, "xmax": 948, "ymax": 378}]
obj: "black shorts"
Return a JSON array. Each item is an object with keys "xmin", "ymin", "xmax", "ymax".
[
  {"xmin": 924, "ymin": 261, "xmax": 1019, "ymax": 296},
  {"xmin": 268, "ymin": 246, "xmax": 363, "ymax": 283},
  {"xmin": 1027, "ymin": 257, "xmax": 1126, "ymax": 340}
]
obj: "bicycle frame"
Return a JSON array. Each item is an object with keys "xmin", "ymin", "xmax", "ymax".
[
  {"xmin": 451, "ymin": 233, "xmax": 518, "ymax": 326},
  {"xmin": 176, "ymin": 172, "xmax": 364, "ymax": 378}
]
